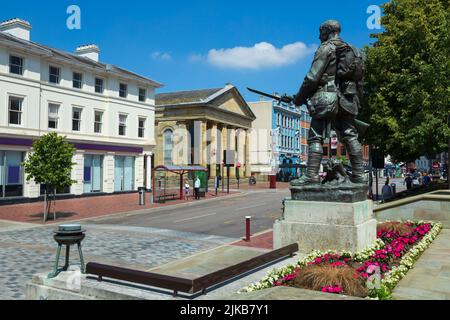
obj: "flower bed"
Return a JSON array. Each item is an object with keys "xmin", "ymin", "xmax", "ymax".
[{"xmin": 241, "ymin": 220, "xmax": 442, "ymax": 299}]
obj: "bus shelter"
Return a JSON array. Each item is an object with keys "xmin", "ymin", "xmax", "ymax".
[{"xmin": 152, "ymin": 165, "xmax": 208, "ymax": 202}]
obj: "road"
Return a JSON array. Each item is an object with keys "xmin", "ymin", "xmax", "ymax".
[{"xmin": 89, "ymin": 189, "xmax": 290, "ymax": 238}]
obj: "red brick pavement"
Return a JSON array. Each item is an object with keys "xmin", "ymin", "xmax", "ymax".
[
  {"xmin": 231, "ymin": 230, "xmax": 273, "ymax": 250},
  {"xmin": 0, "ymin": 190, "xmax": 237, "ymax": 225},
  {"xmin": 225, "ymin": 181, "xmax": 291, "ymax": 191},
  {"xmin": 234, "ymin": 181, "xmax": 290, "ymax": 190}
]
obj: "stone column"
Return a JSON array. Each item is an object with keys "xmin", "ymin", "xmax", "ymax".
[
  {"xmin": 210, "ymin": 122, "xmax": 218, "ymax": 177},
  {"xmin": 155, "ymin": 123, "xmax": 164, "ymax": 167},
  {"xmin": 193, "ymin": 121, "xmax": 204, "ymax": 165},
  {"xmin": 245, "ymin": 129, "xmax": 252, "ymax": 177},
  {"xmin": 201, "ymin": 121, "xmax": 208, "ymax": 167},
  {"xmin": 237, "ymin": 128, "xmax": 246, "ymax": 178},
  {"xmin": 221, "ymin": 125, "xmax": 227, "ymax": 176},
  {"xmin": 228, "ymin": 127, "xmax": 237, "ymax": 178},
  {"xmin": 174, "ymin": 121, "xmax": 189, "ymax": 165}
]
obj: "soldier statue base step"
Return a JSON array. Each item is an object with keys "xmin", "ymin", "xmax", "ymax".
[
  {"xmin": 290, "ymin": 182, "xmax": 367, "ymax": 203},
  {"xmin": 274, "ymin": 199, "xmax": 377, "ymax": 253}
]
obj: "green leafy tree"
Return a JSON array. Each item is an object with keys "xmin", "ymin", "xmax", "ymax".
[
  {"xmin": 335, "ymin": 155, "xmax": 350, "ymax": 166},
  {"xmin": 361, "ymin": 0, "xmax": 450, "ymax": 168},
  {"xmin": 22, "ymin": 132, "xmax": 76, "ymax": 222}
]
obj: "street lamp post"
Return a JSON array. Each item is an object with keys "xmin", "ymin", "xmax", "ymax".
[{"xmin": 295, "ymin": 129, "xmax": 301, "ymax": 177}]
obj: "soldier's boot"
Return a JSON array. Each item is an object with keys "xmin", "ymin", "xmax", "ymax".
[
  {"xmin": 346, "ymin": 138, "xmax": 367, "ymax": 184},
  {"xmin": 291, "ymin": 143, "xmax": 323, "ymax": 186}
]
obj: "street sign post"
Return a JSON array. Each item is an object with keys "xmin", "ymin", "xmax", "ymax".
[{"xmin": 223, "ymin": 150, "xmax": 235, "ymax": 194}]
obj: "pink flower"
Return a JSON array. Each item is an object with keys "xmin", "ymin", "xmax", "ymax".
[{"xmin": 367, "ymin": 265, "xmax": 378, "ymax": 274}]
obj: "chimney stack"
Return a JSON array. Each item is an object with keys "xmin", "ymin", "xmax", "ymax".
[
  {"xmin": 0, "ymin": 18, "xmax": 32, "ymax": 41},
  {"xmin": 76, "ymin": 44, "xmax": 100, "ymax": 62}
]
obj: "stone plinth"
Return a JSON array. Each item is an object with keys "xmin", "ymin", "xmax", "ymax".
[
  {"xmin": 290, "ymin": 183, "xmax": 368, "ymax": 203},
  {"xmin": 274, "ymin": 199, "xmax": 377, "ymax": 253}
]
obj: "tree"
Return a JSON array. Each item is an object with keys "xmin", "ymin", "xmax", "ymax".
[
  {"xmin": 361, "ymin": 0, "xmax": 450, "ymax": 171},
  {"xmin": 336, "ymin": 155, "xmax": 350, "ymax": 166},
  {"xmin": 22, "ymin": 132, "xmax": 76, "ymax": 222}
]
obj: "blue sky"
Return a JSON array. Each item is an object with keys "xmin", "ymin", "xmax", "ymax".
[{"xmin": 1, "ymin": 0, "xmax": 385, "ymax": 101}]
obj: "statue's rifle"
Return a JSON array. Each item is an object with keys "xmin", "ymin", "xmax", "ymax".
[
  {"xmin": 247, "ymin": 87, "xmax": 293, "ymax": 105},
  {"xmin": 247, "ymin": 87, "xmax": 370, "ymax": 135}
]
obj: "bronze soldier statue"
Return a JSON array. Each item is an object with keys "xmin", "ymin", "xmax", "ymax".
[{"xmin": 291, "ymin": 20, "xmax": 366, "ymax": 186}]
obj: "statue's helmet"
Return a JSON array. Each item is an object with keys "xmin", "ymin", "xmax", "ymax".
[{"xmin": 319, "ymin": 20, "xmax": 341, "ymax": 35}]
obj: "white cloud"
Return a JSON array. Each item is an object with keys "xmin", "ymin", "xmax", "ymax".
[
  {"xmin": 188, "ymin": 53, "xmax": 204, "ymax": 63},
  {"xmin": 206, "ymin": 42, "xmax": 316, "ymax": 70},
  {"xmin": 151, "ymin": 51, "xmax": 172, "ymax": 61}
]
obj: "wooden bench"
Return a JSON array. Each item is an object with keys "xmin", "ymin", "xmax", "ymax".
[
  {"xmin": 156, "ymin": 193, "xmax": 177, "ymax": 203},
  {"xmin": 86, "ymin": 243, "xmax": 298, "ymax": 297}
]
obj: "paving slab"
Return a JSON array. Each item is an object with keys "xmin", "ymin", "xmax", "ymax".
[
  {"xmin": 149, "ymin": 245, "xmax": 271, "ymax": 279},
  {"xmin": 393, "ymin": 229, "xmax": 450, "ymax": 300},
  {"xmin": 222, "ymin": 286, "xmax": 363, "ymax": 300}
]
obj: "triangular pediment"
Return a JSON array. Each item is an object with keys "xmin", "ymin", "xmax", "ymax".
[
  {"xmin": 218, "ymin": 98, "xmax": 248, "ymax": 116},
  {"xmin": 210, "ymin": 88, "xmax": 256, "ymax": 119}
]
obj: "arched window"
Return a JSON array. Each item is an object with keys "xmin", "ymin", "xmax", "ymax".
[{"xmin": 163, "ymin": 129, "xmax": 173, "ymax": 165}]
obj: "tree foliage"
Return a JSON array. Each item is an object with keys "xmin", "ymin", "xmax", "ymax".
[
  {"xmin": 22, "ymin": 132, "xmax": 76, "ymax": 192},
  {"xmin": 361, "ymin": 0, "xmax": 450, "ymax": 163}
]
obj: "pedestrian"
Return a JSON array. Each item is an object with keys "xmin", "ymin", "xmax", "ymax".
[
  {"xmin": 381, "ymin": 180, "xmax": 393, "ymax": 203},
  {"xmin": 404, "ymin": 174, "xmax": 413, "ymax": 190},
  {"xmin": 184, "ymin": 180, "xmax": 190, "ymax": 200},
  {"xmin": 194, "ymin": 176, "xmax": 201, "ymax": 200},
  {"xmin": 418, "ymin": 172, "xmax": 424, "ymax": 185},
  {"xmin": 412, "ymin": 177, "xmax": 420, "ymax": 188},
  {"xmin": 422, "ymin": 173, "xmax": 431, "ymax": 186}
]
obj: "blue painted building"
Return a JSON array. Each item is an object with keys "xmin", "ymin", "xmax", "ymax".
[{"xmin": 272, "ymin": 101, "xmax": 311, "ymax": 180}]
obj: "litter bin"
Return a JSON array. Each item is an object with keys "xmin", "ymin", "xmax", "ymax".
[
  {"xmin": 390, "ymin": 183, "xmax": 396, "ymax": 195},
  {"xmin": 138, "ymin": 188, "xmax": 146, "ymax": 206},
  {"xmin": 269, "ymin": 175, "xmax": 277, "ymax": 189}
]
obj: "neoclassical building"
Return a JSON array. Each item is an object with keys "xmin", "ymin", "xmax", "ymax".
[{"xmin": 154, "ymin": 84, "xmax": 256, "ymax": 179}]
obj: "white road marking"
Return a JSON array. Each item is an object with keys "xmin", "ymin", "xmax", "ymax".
[
  {"xmin": 235, "ymin": 203, "xmax": 268, "ymax": 211},
  {"xmin": 174, "ymin": 212, "xmax": 217, "ymax": 223}
]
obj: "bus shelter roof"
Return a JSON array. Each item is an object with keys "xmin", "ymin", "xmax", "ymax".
[{"xmin": 154, "ymin": 165, "xmax": 208, "ymax": 175}]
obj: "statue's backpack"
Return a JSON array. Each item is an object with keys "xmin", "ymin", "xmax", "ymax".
[{"xmin": 336, "ymin": 43, "xmax": 365, "ymax": 83}]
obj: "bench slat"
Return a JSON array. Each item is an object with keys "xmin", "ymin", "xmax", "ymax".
[{"xmin": 86, "ymin": 263, "xmax": 194, "ymax": 293}]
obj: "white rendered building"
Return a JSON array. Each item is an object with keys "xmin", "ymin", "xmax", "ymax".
[
  {"xmin": 247, "ymin": 100, "xmax": 274, "ymax": 179},
  {"xmin": 0, "ymin": 18, "xmax": 162, "ymax": 200}
]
